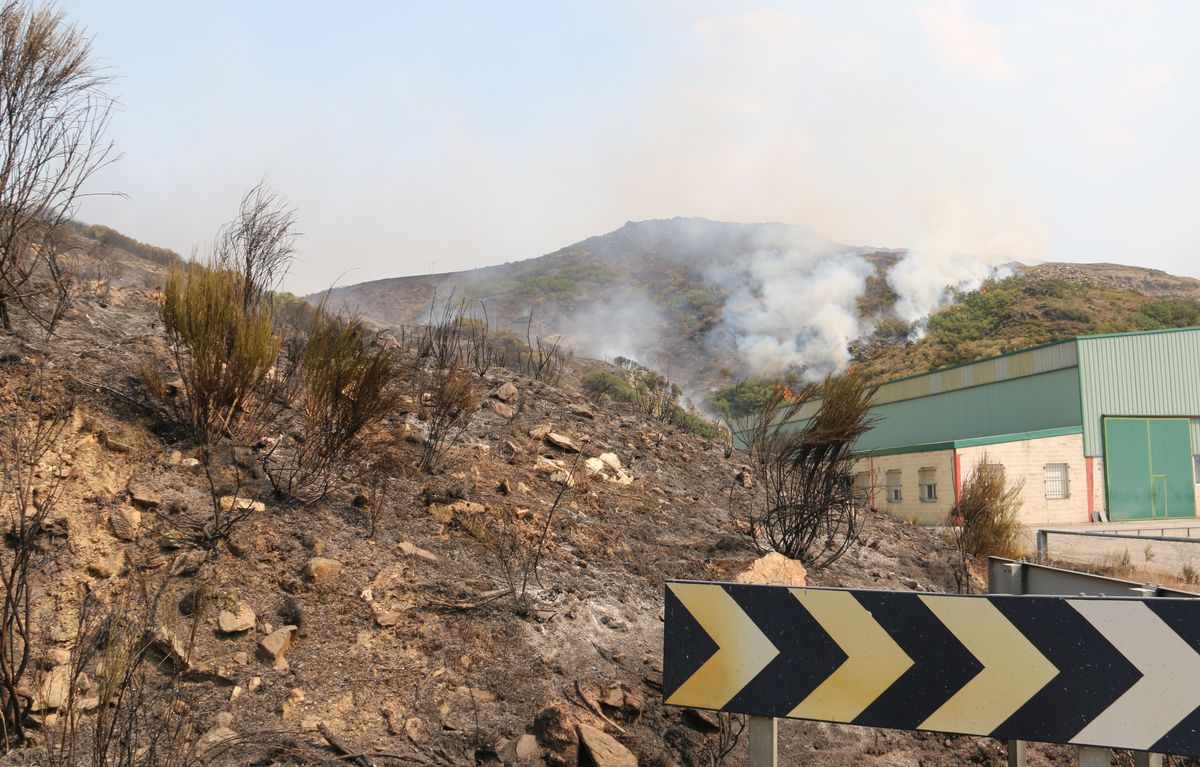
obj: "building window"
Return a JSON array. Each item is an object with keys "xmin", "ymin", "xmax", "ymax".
[
  {"xmin": 1045, "ymin": 463, "xmax": 1069, "ymax": 499},
  {"xmin": 919, "ymin": 467, "xmax": 937, "ymax": 502},
  {"xmin": 886, "ymin": 470, "xmax": 902, "ymax": 502},
  {"xmin": 852, "ymin": 471, "xmax": 870, "ymax": 502}
]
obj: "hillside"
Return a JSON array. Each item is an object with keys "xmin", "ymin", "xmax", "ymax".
[
  {"xmin": 0, "ymin": 234, "xmax": 1089, "ymax": 766},
  {"xmin": 320, "ymin": 219, "xmax": 1200, "ymax": 403}
]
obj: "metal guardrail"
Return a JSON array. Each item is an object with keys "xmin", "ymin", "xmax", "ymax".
[
  {"xmin": 988, "ymin": 555, "xmax": 1200, "ymax": 598},
  {"xmin": 1035, "ymin": 527, "xmax": 1200, "ymax": 562}
]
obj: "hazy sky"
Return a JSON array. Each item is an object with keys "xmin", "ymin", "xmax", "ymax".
[{"xmin": 63, "ymin": 0, "xmax": 1200, "ymax": 295}]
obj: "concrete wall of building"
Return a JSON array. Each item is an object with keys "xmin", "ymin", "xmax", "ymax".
[
  {"xmin": 1091, "ymin": 457, "xmax": 1108, "ymax": 521},
  {"xmin": 956, "ymin": 433, "xmax": 1089, "ymax": 526},
  {"xmin": 855, "ymin": 449, "xmax": 955, "ymax": 526}
]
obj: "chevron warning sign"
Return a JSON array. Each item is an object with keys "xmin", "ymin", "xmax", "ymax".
[{"xmin": 663, "ymin": 581, "xmax": 1200, "ymax": 755}]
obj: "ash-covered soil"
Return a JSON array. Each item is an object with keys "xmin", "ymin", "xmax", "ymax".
[{"xmin": 0, "ymin": 279, "xmax": 1083, "ymax": 767}]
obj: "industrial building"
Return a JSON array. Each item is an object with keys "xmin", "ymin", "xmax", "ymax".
[{"xmin": 793, "ymin": 326, "xmax": 1200, "ymax": 525}]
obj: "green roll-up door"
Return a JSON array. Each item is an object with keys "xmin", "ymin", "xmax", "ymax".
[{"xmin": 1104, "ymin": 417, "xmax": 1197, "ymax": 520}]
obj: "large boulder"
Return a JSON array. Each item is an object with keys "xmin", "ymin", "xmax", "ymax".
[
  {"xmin": 494, "ymin": 382, "xmax": 519, "ymax": 402},
  {"xmin": 734, "ymin": 552, "xmax": 807, "ymax": 587}
]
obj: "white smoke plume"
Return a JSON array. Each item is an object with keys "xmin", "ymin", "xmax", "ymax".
[
  {"xmin": 888, "ymin": 248, "xmax": 1009, "ymax": 325},
  {"xmin": 709, "ymin": 242, "xmax": 876, "ymax": 379}
]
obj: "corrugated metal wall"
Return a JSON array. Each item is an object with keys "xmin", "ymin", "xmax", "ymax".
[
  {"xmin": 857, "ymin": 366, "xmax": 1083, "ymax": 452},
  {"xmin": 1077, "ymin": 329, "xmax": 1200, "ymax": 456},
  {"xmin": 874, "ymin": 340, "xmax": 1077, "ymax": 404}
]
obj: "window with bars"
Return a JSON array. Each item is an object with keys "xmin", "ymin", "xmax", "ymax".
[
  {"xmin": 852, "ymin": 471, "xmax": 870, "ymax": 498},
  {"xmin": 1044, "ymin": 463, "xmax": 1069, "ymax": 499},
  {"xmin": 919, "ymin": 467, "xmax": 937, "ymax": 502},
  {"xmin": 886, "ymin": 470, "xmax": 902, "ymax": 502}
]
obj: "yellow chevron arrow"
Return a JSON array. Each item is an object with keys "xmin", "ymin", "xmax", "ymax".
[
  {"xmin": 918, "ymin": 595, "xmax": 1058, "ymax": 735},
  {"xmin": 665, "ymin": 583, "xmax": 779, "ymax": 710},
  {"xmin": 788, "ymin": 588, "xmax": 914, "ymax": 722}
]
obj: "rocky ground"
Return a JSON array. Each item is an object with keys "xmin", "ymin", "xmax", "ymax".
[{"xmin": 0, "ymin": 271, "xmax": 1102, "ymax": 767}]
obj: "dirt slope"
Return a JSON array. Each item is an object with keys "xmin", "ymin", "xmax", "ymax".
[{"xmin": 0, "ymin": 269, "xmax": 1096, "ymax": 767}]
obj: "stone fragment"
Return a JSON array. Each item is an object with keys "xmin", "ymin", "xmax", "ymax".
[
  {"xmin": 404, "ymin": 716, "xmax": 426, "ymax": 743},
  {"xmin": 545, "ymin": 432, "xmax": 580, "ymax": 452},
  {"xmin": 303, "ymin": 557, "xmax": 343, "ymax": 583},
  {"xmin": 31, "ymin": 665, "xmax": 70, "ymax": 711},
  {"xmin": 568, "ymin": 403, "xmax": 595, "ymax": 419},
  {"xmin": 281, "ymin": 687, "xmax": 304, "ymax": 718},
  {"xmin": 515, "ymin": 733, "xmax": 540, "ymax": 761},
  {"xmin": 248, "ymin": 676, "xmax": 262, "ymax": 693},
  {"xmin": 733, "ymin": 552, "xmax": 807, "ymax": 587},
  {"xmin": 485, "ymin": 399, "xmax": 515, "ymax": 419},
  {"xmin": 736, "ymin": 466, "xmax": 753, "ymax": 488},
  {"xmin": 103, "ymin": 435, "xmax": 131, "ymax": 453},
  {"xmin": 127, "ymin": 481, "xmax": 162, "ymax": 510},
  {"xmin": 218, "ymin": 603, "xmax": 256, "ymax": 634},
  {"xmin": 528, "ymin": 424, "xmax": 553, "ymax": 440},
  {"xmin": 398, "ymin": 541, "xmax": 439, "ymax": 562},
  {"xmin": 88, "ymin": 552, "xmax": 124, "ymax": 579},
  {"xmin": 576, "ymin": 723, "xmax": 637, "ymax": 767},
  {"xmin": 257, "ymin": 625, "xmax": 298, "ymax": 670},
  {"xmin": 497, "ymin": 478, "xmax": 513, "ymax": 495},
  {"xmin": 219, "ymin": 495, "xmax": 265, "ymax": 513},
  {"xmin": 110, "ymin": 507, "xmax": 140, "ymax": 541},
  {"xmin": 494, "ymin": 382, "xmax": 519, "ymax": 402}
]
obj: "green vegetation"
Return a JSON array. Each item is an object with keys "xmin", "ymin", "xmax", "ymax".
[
  {"xmin": 584, "ymin": 359, "xmax": 721, "ymax": 439},
  {"xmin": 857, "ymin": 274, "xmax": 1200, "ymax": 381},
  {"xmin": 463, "ymin": 258, "xmax": 623, "ymax": 301},
  {"xmin": 77, "ymin": 223, "xmax": 181, "ymax": 267},
  {"xmin": 708, "ymin": 378, "xmax": 778, "ymax": 419}
]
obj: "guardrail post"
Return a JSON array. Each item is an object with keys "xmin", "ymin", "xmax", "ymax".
[
  {"xmin": 1078, "ymin": 746, "xmax": 1110, "ymax": 766},
  {"xmin": 989, "ymin": 561, "xmax": 1026, "ymax": 767},
  {"xmin": 748, "ymin": 716, "xmax": 777, "ymax": 767},
  {"xmin": 1133, "ymin": 753, "xmax": 1164, "ymax": 767},
  {"xmin": 1036, "ymin": 530, "xmax": 1047, "ymax": 560}
]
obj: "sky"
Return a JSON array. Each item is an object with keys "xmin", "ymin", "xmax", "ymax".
[{"xmin": 61, "ymin": 0, "xmax": 1200, "ymax": 295}]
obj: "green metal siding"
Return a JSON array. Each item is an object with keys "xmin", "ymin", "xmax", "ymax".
[
  {"xmin": 1103, "ymin": 417, "xmax": 1196, "ymax": 520},
  {"xmin": 1077, "ymin": 329, "xmax": 1200, "ymax": 456},
  {"xmin": 855, "ymin": 367, "xmax": 1083, "ymax": 452}
]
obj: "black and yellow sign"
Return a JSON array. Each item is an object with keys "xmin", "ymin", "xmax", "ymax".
[{"xmin": 664, "ymin": 581, "xmax": 1200, "ymax": 755}]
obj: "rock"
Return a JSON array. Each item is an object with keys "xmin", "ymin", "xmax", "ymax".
[
  {"xmin": 31, "ymin": 665, "xmax": 70, "ymax": 711},
  {"xmin": 734, "ymin": 552, "xmax": 807, "ymax": 587},
  {"xmin": 736, "ymin": 466, "xmax": 753, "ymax": 488},
  {"xmin": 88, "ymin": 552, "xmax": 124, "ymax": 579},
  {"xmin": 110, "ymin": 507, "xmax": 140, "ymax": 541},
  {"xmin": 219, "ymin": 495, "xmax": 265, "ymax": 513},
  {"xmin": 103, "ymin": 434, "xmax": 131, "ymax": 453},
  {"xmin": 550, "ymin": 470, "xmax": 575, "ymax": 487},
  {"xmin": 257, "ymin": 625, "xmax": 298, "ymax": 670},
  {"xmin": 399, "ymin": 541, "xmax": 439, "ymax": 562},
  {"xmin": 584, "ymin": 457, "xmax": 606, "ymax": 477},
  {"xmin": 303, "ymin": 557, "xmax": 343, "ymax": 584},
  {"xmin": 165, "ymin": 378, "xmax": 186, "ymax": 398},
  {"xmin": 197, "ymin": 725, "xmax": 237, "ymax": 752},
  {"xmin": 599, "ymin": 453, "xmax": 623, "ymax": 472},
  {"xmin": 528, "ymin": 424, "xmax": 554, "ymax": 440},
  {"xmin": 248, "ymin": 676, "xmax": 262, "ymax": 693},
  {"xmin": 517, "ymin": 482, "xmax": 531, "ymax": 494},
  {"xmin": 374, "ymin": 610, "xmax": 401, "ymax": 628},
  {"xmin": 485, "ymin": 399, "xmax": 515, "ymax": 419},
  {"xmin": 428, "ymin": 499, "xmax": 484, "ymax": 524},
  {"xmin": 683, "ymin": 708, "xmax": 721, "ymax": 732},
  {"xmin": 533, "ymin": 706, "xmax": 577, "ymax": 752},
  {"xmin": 404, "ymin": 716, "xmax": 426, "ymax": 743},
  {"xmin": 281, "ymin": 687, "xmax": 304, "ymax": 719},
  {"xmin": 494, "ymin": 382, "xmax": 519, "ymax": 402},
  {"xmin": 576, "ymin": 723, "xmax": 637, "ymax": 767},
  {"xmin": 218, "ymin": 603, "xmax": 256, "ymax": 634},
  {"xmin": 515, "ymin": 733, "xmax": 540, "ymax": 761},
  {"xmin": 127, "ymin": 481, "xmax": 162, "ymax": 510},
  {"xmin": 178, "ymin": 588, "xmax": 205, "ymax": 616},
  {"xmin": 545, "ymin": 432, "xmax": 580, "ymax": 453},
  {"xmin": 214, "ymin": 711, "xmax": 234, "ymax": 729},
  {"xmin": 498, "ymin": 479, "xmax": 513, "ymax": 495},
  {"xmin": 569, "ymin": 403, "xmax": 595, "ymax": 419}
]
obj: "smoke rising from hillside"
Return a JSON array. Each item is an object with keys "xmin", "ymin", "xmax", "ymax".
[{"xmin": 888, "ymin": 249, "xmax": 1011, "ymax": 325}]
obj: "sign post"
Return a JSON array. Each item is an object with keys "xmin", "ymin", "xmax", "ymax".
[{"xmin": 664, "ymin": 580, "xmax": 1200, "ymax": 763}]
